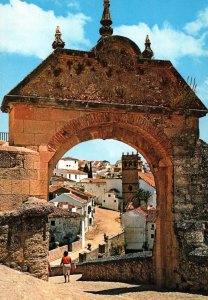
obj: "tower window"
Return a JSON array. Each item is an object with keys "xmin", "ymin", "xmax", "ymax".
[{"xmin": 128, "ymin": 185, "xmax": 132, "ymax": 191}]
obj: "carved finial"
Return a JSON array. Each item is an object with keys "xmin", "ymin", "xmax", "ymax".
[
  {"xmin": 52, "ymin": 26, "xmax": 65, "ymax": 50},
  {"xmin": 99, "ymin": 0, "xmax": 113, "ymax": 37},
  {"xmin": 142, "ymin": 35, "xmax": 154, "ymax": 59}
]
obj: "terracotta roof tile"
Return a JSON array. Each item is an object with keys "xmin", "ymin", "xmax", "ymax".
[
  {"xmin": 65, "ymin": 193, "xmax": 87, "ymax": 204},
  {"xmin": 49, "ymin": 207, "xmax": 80, "ymax": 218},
  {"xmin": 59, "ymin": 169, "xmax": 88, "ymax": 175},
  {"xmin": 51, "ymin": 176, "xmax": 75, "ymax": 183},
  {"xmin": 49, "ymin": 184, "xmax": 71, "ymax": 193},
  {"xmin": 138, "ymin": 172, "xmax": 155, "ymax": 188},
  {"xmin": 135, "ymin": 207, "xmax": 148, "ymax": 216},
  {"xmin": 81, "ymin": 178, "xmax": 106, "ymax": 183}
]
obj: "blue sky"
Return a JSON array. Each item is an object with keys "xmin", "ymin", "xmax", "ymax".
[{"xmin": 0, "ymin": 0, "xmax": 208, "ymax": 163}]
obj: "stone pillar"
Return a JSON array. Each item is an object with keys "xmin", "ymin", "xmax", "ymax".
[
  {"xmin": 173, "ymin": 140, "xmax": 208, "ymax": 292},
  {"xmin": 154, "ymin": 165, "xmax": 179, "ymax": 289},
  {"xmin": 0, "ymin": 198, "xmax": 54, "ymax": 280}
]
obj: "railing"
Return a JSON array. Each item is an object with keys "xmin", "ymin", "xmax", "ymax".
[{"xmin": 0, "ymin": 132, "xmax": 9, "ymax": 142}]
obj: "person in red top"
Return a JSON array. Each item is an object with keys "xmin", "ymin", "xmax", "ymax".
[{"xmin": 60, "ymin": 251, "xmax": 72, "ymax": 283}]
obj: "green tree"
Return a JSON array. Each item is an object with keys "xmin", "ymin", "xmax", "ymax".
[{"xmin": 131, "ymin": 188, "xmax": 152, "ymax": 209}]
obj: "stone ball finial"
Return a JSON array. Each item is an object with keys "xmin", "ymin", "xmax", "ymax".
[
  {"xmin": 142, "ymin": 34, "xmax": 154, "ymax": 59},
  {"xmin": 52, "ymin": 26, "xmax": 65, "ymax": 50}
]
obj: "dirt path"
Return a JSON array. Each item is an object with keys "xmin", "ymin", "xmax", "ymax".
[
  {"xmin": 86, "ymin": 206, "xmax": 122, "ymax": 246},
  {"xmin": 50, "ymin": 207, "xmax": 122, "ymax": 265},
  {"xmin": 49, "ymin": 275, "xmax": 208, "ymax": 300}
]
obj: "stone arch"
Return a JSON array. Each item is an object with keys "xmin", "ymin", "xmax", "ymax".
[
  {"xmin": 48, "ymin": 112, "xmax": 172, "ymax": 165},
  {"xmin": 47, "ymin": 111, "xmax": 176, "ymax": 288}
]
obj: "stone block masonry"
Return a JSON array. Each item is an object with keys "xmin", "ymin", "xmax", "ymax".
[
  {"xmin": 173, "ymin": 140, "xmax": 208, "ymax": 293},
  {"xmin": 0, "ymin": 198, "xmax": 54, "ymax": 280},
  {"xmin": 0, "ymin": 143, "xmax": 49, "ymax": 211},
  {"xmin": 76, "ymin": 252, "xmax": 153, "ymax": 283}
]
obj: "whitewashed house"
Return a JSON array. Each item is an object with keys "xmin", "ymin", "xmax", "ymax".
[
  {"xmin": 102, "ymin": 188, "xmax": 122, "ymax": 211},
  {"xmin": 49, "ymin": 208, "xmax": 81, "ymax": 248},
  {"xmin": 122, "ymin": 207, "xmax": 157, "ymax": 253},
  {"xmin": 56, "ymin": 156, "xmax": 79, "ymax": 170},
  {"xmin": 55, "ymin": 169, "xmax": 88, "ymax": 182},
  {"xmin": 50, "ymin": 192, "xmax": 94, "ymax": 230},
  {"xmin": 79, "ymin": 178, "xmax": 107, "ymax": 205}
]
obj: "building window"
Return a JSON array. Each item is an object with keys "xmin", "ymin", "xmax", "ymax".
[
  {"xmin": 51, "ymin": 220, "xmax": 55, "ymax": 226},
  {"xmin": 114, "ymin": 200, "xmax": 117, "ymax": 203},
  {"xmin": 103, "ymin": 200, "xmax": 105, "ymax": 202},
  {"xmin": 128, "ymin": 185, "xmax": 132, "ymax": 191},
  {"xmin": 75, "ymin": 175, "xmax": 77, "ymax": 179},
  {"xmin": 108, "ymin": 194, "xmax": 111, "ymax": 197},
  {"xmin": 151, "ymin": 224, "xmax": 154, "ymax": 230},
  {"xmin": 151, "ymin": 234, "xmax": 154, "ymax": 239},
  {"xmin": 68, "ymin": 174, "xmax": 71, "ymax": 179}
]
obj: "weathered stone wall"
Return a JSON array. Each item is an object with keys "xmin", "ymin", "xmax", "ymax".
[
  {"xmin": 174, "ymin": 140, "xmax": 208, "ymax": 292},
  {"xmin": 0, "ymin": 198, "xmax": 54, "ymax": 280},
  {"xmin": 49, "ymin": 245, "xmax": 68, "ymax": 262},
  {"xmin": 0, "ymin": 143, "xmax": 48, "ymax": 211},
  {"xmin": 76, "ymin": 253, "xmax": 153, "ymax": 283}
]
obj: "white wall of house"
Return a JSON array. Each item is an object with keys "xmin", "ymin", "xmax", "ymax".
[
  {"xmin": 122, "ymin": 210, "xmax": 146, "ymax": 251},
  {"xmin": 56, "ymin": 169, "xmax": 88, "ymax": 182},
  {"xmin": 139, "ymin": 179, "xmax": 156, "ymax": 208},
  {"xmin": 49, "ymin": 216, "xmax": 81, "ymax": 245},
  {"xmin": 102, "ymin": 192, "xmax": 122, "ymax": 211},
  {"xmin": 76, "ymin": 181, "xmax": 107, "ymax": 205},
  {"xmin": 50, "ymin": 193, "xmax": 94, "ymax": 232},
  {"xmin": 57, "ymin": 158, "xmax": 79, "ymax": 170},
  {"xmin": 146, "ymin": 222, "xmax": 156, "ymax": 250},
  {"xmin": 106, "ymin": 178, "xmax": 122, "ymax": 195}
]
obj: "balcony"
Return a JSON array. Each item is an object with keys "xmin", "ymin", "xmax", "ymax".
[{"xmin": 0, "ymin": 132, "xmax": 9, "ymax": 142}]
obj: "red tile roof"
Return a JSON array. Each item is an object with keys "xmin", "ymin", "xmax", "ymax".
[
  {"xmin": 51, "ymin": 176, "xmax": 75, "ymax": 183},
  {"xmin": 49, "ymin": 207, "xmax": 80, "ymax": 218},
  {"xmin": 68, "ymin": 187, "xmax": 94, "ymax": 198},
  {"xmin": 49, "ymin": 184, "xmax": 71, "ymax": 193},
  {"xmin": 138, "ymin": 172, "xmax": 155, "ymax": 188},
  {"xmin": 135, "ymin": 207, "xmax": 148, "ymax": 216},
  {"xmin": 81, "ymin": 178, "xmax": 106, "ymax": 183},
  {"xmin": 65, "ymin": 193, "xmax": 87, "ymax": 204},
  {"xmin": 60, "ymin": 169, "xmax": 88, "ymax": 175}
]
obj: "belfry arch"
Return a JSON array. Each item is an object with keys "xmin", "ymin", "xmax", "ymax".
[{"xmin": 1, "ymin": 0, "xmax": 208, "ymax": 292}]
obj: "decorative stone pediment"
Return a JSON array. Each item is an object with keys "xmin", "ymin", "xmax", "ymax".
[{"xmin": 1, "ymin": 35, "xmax": 207, "ymax": 116}]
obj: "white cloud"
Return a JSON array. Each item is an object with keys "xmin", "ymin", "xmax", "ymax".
[
  {"xmin": 0, "ymin": 0, "xmax": 90, "ymax": 59},
  {"xmin": 184, "ymin": 7, "xmax": 208, "ymax": 35},
  {"xmin": 114, "ymin": 22, "xmax": 208, "ymax": 63},
  {"xmin": 67, "ymin": 0, "xmax": 80, "ymax": 10}
]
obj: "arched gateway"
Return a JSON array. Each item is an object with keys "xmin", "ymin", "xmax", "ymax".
[{"xmin": 0, "ymin": 0, "xmax": 208, "ymax": 292}]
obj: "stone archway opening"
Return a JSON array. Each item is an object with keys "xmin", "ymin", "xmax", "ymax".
[{"xmin": 46, "ymin": 113, "xmax": 175, "ymax": 288}]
